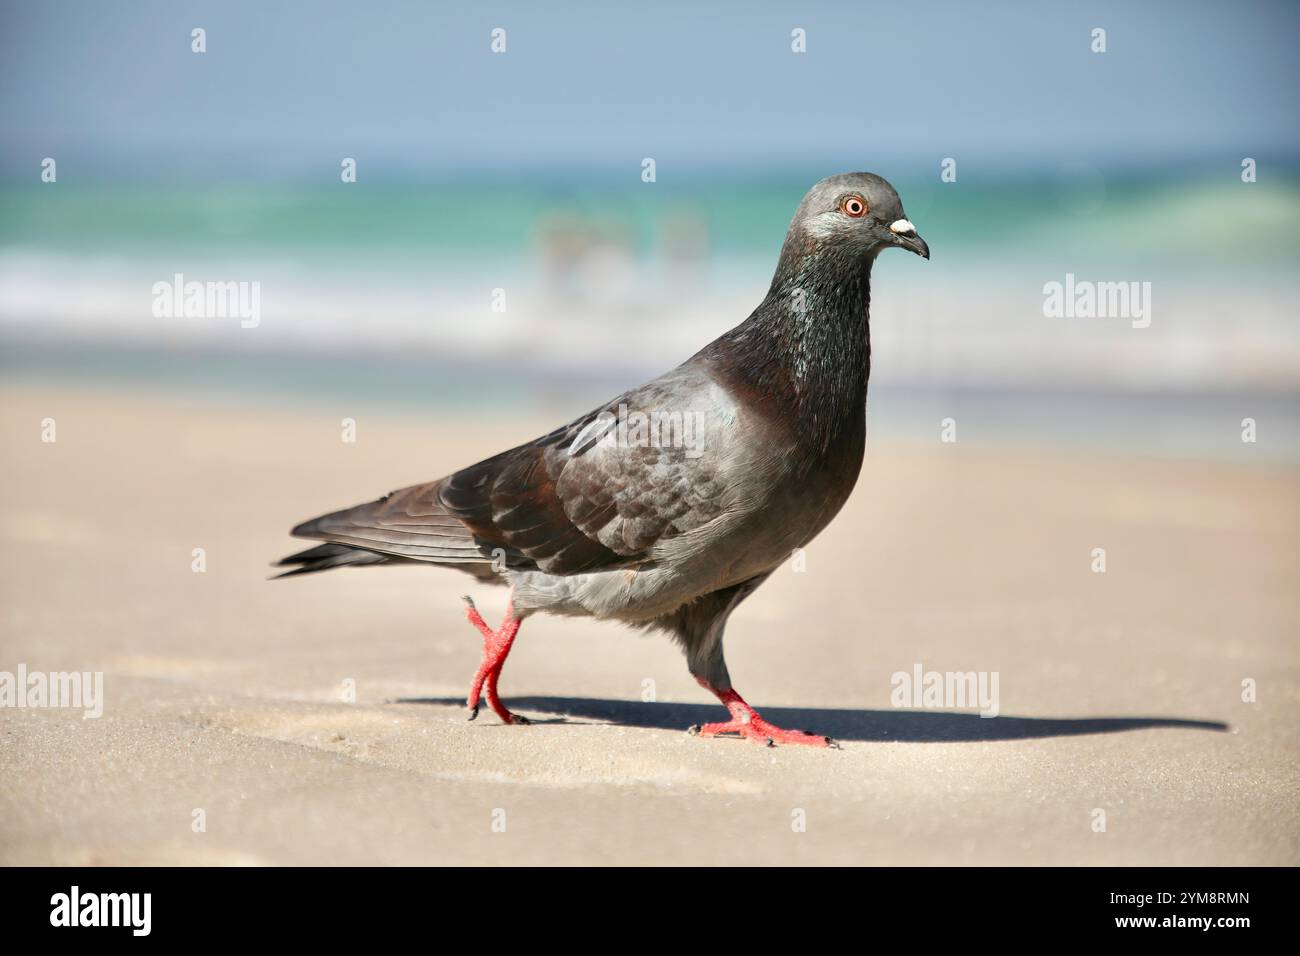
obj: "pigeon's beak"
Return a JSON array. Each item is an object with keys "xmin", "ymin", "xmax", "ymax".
[{"xmin": 888, "ymin": 219, "xmax": 929, "ymax": 259}]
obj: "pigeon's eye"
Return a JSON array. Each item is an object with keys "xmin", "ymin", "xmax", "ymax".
[{"xmin": 840, "ymin": 195, "xmax": 868, "ymax": 218}]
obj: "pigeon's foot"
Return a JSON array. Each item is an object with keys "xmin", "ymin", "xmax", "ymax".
[
  {"xmin": 689, "ymin": 715, "xmax": 834, "ymax": 747},
  {"xmin": 462, "ymin": 596, "xmax": 529, "ymax": 726},
  {"xmin": 690, "ymin": 684, "xmax": 837, "ymax": 748}
]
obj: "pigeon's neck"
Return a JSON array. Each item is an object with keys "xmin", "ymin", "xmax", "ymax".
[{"xmin": 713, "ymin": 248, "xmax": 875, "ymax": 446}]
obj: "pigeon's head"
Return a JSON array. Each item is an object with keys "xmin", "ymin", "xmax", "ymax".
[{"xmin": 790, "ymin": 172, "xmax": 929, "ymax": 260}]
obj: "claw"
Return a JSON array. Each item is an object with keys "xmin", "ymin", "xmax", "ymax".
[{"xmin": 467, "ymin": 706, "xmax": 479, "ymax": 722}]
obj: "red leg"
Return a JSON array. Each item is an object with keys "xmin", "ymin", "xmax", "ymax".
[
  {"xmin": 462, "ymin": 596, "xmax": 529, "ymax": 725},
  {"xmin": 690, "ymin": 679, "xmax": 836, "ymax": 748}
]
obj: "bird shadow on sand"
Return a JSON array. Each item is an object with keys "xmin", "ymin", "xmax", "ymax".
[{"xmin": 396, "ymin": 696, "xmax": 1229, "ymax": 743}]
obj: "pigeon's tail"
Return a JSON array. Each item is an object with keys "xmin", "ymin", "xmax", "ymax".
[
  {"xmin": 274, "ymin": 481, "xmax": 519, "ymax": 580},
  {"xmin": 272, "ymin": 543, "xmax": 394, "ymax": 578}
]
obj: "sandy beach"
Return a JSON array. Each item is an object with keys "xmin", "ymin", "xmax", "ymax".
[{"xmin": 1, "ymin": 382, "xmax": 1296, "ymax": 866}]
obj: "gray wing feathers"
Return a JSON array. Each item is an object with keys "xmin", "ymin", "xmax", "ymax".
[{"xmin": 281, "ymin": 361, "xmax": 737, "ymax": 576}]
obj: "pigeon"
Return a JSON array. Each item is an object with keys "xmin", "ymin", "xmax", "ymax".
[{"xmin": 277, "ymin": 172, "xmax": 928, "ymax": 747}]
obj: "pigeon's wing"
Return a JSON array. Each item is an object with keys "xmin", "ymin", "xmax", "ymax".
[{"xmin": 290, "ymin": 367, "xmax": 728, "ymax": 576}]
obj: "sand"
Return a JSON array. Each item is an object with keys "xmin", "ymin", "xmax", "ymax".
[{"xmin": 1, "ymin": 382, "xmax": 1296, "ymax": 865}]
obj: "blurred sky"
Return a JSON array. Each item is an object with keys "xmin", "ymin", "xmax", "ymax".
[{"xmin": 2, "ymin": 0, "xmax": 1298, "ymax": 177}]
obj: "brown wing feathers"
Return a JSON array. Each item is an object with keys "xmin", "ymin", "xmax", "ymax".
[
  {"xmin": 278, "ymin": 384, "xmax": 724, "ymax": 580},
  {"xmin": 280, "ymin": 423, "xmax": 634, "ymax": 577}
]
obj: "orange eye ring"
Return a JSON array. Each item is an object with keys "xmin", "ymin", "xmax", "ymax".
[{"xmin": 840, "ymin": 195, "xmax": 868, "ymax": 218}]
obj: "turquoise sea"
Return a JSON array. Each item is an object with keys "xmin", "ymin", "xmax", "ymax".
[
  {"xmin": 3, "ymin": 168, "xmax": 1297, "ymax": 269},
  {"xmin": 2, "ymin": 167, "xmax": 1297, "ymax": 461}
]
